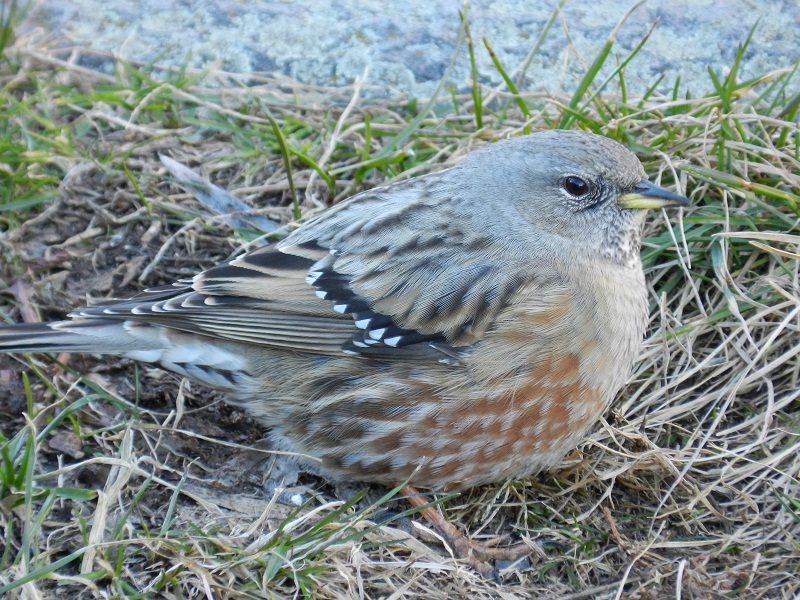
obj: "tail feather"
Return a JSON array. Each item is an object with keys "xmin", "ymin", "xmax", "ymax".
[
  {"xmin": 0, "ymin": 319, "xmax": 250, "ymax": 392},
  {"xmin": 0, "ymin": 320, "xmax": 156, "ymax": 354},
  {"xmin": 0, "ymin": 322, "xmax": 90, "ymax": 353}
]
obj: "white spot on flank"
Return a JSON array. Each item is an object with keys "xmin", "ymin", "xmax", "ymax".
[
  {"xmin": 333, "ymin": 304, "xmax": 347, "ymax": 314},
  {"xmin": 354, "ymin": 318, "xmax": 371, "ymax": 329},
  {"xmin": 315, "ymin": 290, "xmax": 328, "ymax": 299},
  {"xmin": 305, "ymin": 271, "xmax": 322, "ymax": 284},
  {"xmin": 383, "ymin": 336, "xmax": 402, "ymax": 347}
]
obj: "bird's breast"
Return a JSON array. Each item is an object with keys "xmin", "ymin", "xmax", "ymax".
[{"xmin": 263, "ymin": 261, "xmax": 649, "ymax": 490}]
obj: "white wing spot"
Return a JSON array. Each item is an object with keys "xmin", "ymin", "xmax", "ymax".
[{"xmin": 368, "ymin": 328, "xmax": 387, "ymax": 340}]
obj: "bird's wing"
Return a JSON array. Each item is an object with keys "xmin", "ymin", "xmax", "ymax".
[
  {"xmin": 76, "ymin": 180, "xmax": 540, "ymax": 359},
  {"xmin": 74, "ymin": 247, "xmax": 360, "ymax": 356},
  {"xmin": 276, "ymin": 179, "xmax": 538, "ymax": 349}
]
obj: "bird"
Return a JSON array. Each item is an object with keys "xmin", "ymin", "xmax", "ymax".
[{"xmin": 0, "ymin": 129, "xmax": 687, "ymax": 514}]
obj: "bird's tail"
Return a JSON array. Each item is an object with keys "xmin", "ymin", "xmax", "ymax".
[
  {"xmin": 0, "ymin": 320, "xmax": 249, "ymax": 392},
  {"xmin": 0, "ymin": 320, "xmax": 158, "ymax": 355}
]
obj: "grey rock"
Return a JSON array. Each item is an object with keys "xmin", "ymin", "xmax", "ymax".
[{"xmin": 20, "ymin": 0, "xmax": 800, "ymax": 98}]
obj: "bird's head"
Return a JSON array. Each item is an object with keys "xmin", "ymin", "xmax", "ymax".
[{"xmin": 456, "ymin": 130, "xmax": 689, "ymax": 266}]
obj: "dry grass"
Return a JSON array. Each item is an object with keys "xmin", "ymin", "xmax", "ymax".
[{"xmin": 0, "ymin": 22, "xmax": 799, "ymax": 600}]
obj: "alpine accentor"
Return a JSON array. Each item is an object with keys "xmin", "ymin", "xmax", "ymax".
[{"xmin": 0, "ymin": 130, "xmax": 688, "ymax": 492}]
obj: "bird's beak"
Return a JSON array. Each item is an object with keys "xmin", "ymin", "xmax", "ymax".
[{"xmin": 617, "ymin": 180, "xmax": 689, "ymax": 210}]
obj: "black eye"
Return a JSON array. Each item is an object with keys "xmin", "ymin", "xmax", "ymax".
[{"xmin": 562, "ymin": 176, "xmax": 589, "ymax": 197}]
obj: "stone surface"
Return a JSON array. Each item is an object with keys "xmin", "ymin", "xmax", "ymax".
[{"xmin": 20, "ymin": 0, "xmax": 800, "ymax": 98}]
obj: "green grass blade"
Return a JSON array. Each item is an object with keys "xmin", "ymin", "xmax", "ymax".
[
  {"xmin": 558, "ymin": 0, "xmax": 646, "ymax": 129},
  {"xmin": 462, "ymin": 8, "xmax": 482, "ymax": 129},
  {"xmin": 258, "ymin": 102, "xmax": 301, "ymax": 221},
  {"xmin": 484, "ymin": 37, "xmax": 532, "ymax": 132},
  {"xmin": 677, "ymin": 162, "xmax": 800, "ymax": 214}
]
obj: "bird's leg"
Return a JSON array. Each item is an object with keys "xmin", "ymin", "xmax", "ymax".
[{"xmin": 400, "ymin": 485, "xmax": 529, "ymax": 577}]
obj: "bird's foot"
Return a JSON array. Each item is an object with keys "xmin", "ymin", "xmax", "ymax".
[{"xmin": 401, "ymin": 485, "xmax": 529, "ymax": 579}]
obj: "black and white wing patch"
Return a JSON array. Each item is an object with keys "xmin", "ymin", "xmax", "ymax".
[{"xmin": 305, "ymin": 252, "xmax": 446, "ymax": 353}]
